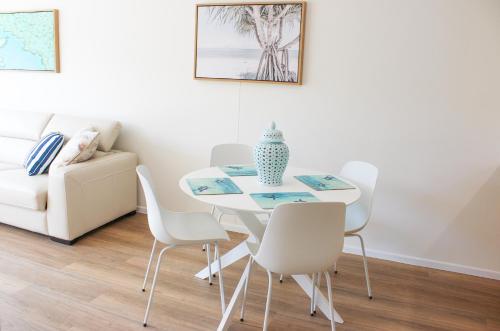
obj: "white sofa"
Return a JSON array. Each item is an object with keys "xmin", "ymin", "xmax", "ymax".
[{"xmin": 0, "ymin": 110, "xmax": 137, "ymax": 244}]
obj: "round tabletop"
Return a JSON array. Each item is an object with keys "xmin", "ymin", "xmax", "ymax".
[{"xmin": 179, "ymin": 166, "xmax": 361, "ymax": 214}]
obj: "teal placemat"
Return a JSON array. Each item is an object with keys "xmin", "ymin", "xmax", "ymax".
[
  {"xmin": 295, "ymin": 175, "xmax": 355, "ymax": 191},
  {"xmin": 219, "ymin": 164, "xmax": 257, "ymax": 177},
  {"xmin": 250, "ymin": 192, "xmax": 320, "ymax": 209},
  {"xmin": 187, "ymin": 178, "xmax": 243, "ymax": 195}
]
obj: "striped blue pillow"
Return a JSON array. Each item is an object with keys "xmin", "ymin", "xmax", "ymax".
[{"xmin": 24, "ymin": 132, "xmax": 65, "ymax": 176}]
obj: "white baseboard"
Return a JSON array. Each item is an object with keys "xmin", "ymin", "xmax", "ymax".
[
  {"xmin": 341, "ymin": 245, "xmax": 500, "ymax": 281},
  {"xmin": 219, "ymin": 220, "xmax": 500, "ymax": 280},
  {"xmin": 136, "ymin": 207, "xmax": 500, "ymax": 281},
  {"xmin": 136, "ymin": 205, "xmax": 147, "ymax": 214}
]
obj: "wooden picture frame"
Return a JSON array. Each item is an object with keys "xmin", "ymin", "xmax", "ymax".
[
  {"xmin": 194, "ymin": 2, "xmax": 306, "ymax": 85},
  {"xmin": 0, "ymin": 9, "xmax": 60, "ymax": 72}
]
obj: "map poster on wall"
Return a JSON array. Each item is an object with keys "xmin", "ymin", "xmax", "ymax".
[{"xmin": 0, "ymin": 10, "xmax": 60, "ymax": 72}]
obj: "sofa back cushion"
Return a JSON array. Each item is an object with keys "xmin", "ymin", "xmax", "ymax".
[
  {"xmin": 42, "ymin": 114, "xmax": 121, "ymax": 152},
  {"xmin": 0, "ymin": 110, "xmax": 53, "ymax": 141}
]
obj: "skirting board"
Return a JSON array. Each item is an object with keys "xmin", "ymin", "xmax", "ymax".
[
  {"xmin": 137, "ymin": 205, "xmax": 147, "ymax": 214},
  {"xmin": 136, "ymin": 206, "xmax": 500, "ymax": 281},
  {"xmin": 341, "ymin": 245, "xmax": 500, "ymax": 281}
]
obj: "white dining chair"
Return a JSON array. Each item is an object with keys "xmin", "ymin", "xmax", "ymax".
[
  {"xmin": 207, "ymin": 144, "xmax": 269, "ymax": 259},
  {"xmin": 338, "ymin": 161, "xmax": 378, "ymax": 299},
  {"xmin": 199, "ymin": 144, "xmax": 253, "ymax": 256},
  {"xmin": 210, "ymin": 143, "xmax": 254, "ymax": 167},
  {"xmin": 239, "ymin": 202, "xmax": 346, "ymax": 331},
  {"xmin": 136, "ymin": 165, "xmax": 229, "ymax": 327},
  {"xmin": 209, "ymin": 143, "xmax": 255, "ymax": 222}
]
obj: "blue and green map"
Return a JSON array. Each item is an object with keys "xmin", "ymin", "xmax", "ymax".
[{"xmin": 0, "ymin": 11, "xmax": 57, "ymax": 71}]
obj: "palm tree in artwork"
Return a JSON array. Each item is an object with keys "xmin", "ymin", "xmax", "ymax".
[{"xmin": 209, "ymin": 4, "xmax": 302, "ymax": 82}]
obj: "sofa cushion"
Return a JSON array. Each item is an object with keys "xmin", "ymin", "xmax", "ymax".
[
  {"xmin": 0, "ymin": 163, "xmax": 21, "ymax": 171},
  {"xmin": 24, "ymin": 132, "xmax": 65, "ymax": 176},
  {"xmin": 0, "ymin": 169, "xmax": 48, "ymax": 211},
  {"xmin": 42, "ymin": 114, "xmax": 121, "ymax": 152},
  {"xmin": 0, "ymin": 110, "xmax": 53, "ymax": 140},
  {"xmin": 0, "ymin": 137, "xmax": 37, "ymax": 166},
  {"xmin": 52, "ymin": 128, "xmax": 100, "ymax": 168}
]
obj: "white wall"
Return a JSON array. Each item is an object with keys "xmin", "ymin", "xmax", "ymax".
[{"xmin": 1, "ymin": 0, "xmax": 499, "ymax": 278}]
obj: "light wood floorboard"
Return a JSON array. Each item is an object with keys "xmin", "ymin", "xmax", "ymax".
[{"xmin": 0, "ymin": 213, "xmax": 499, "ymax": 331}]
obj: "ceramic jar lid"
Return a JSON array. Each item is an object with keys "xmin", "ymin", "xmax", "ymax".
[{"xmin": 260, "ymin": 121, "xmax": 285, "ymax": 143}]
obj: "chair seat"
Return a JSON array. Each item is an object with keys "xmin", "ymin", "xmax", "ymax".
[
  {"xmin": 344, "ymin": 205, "xmax": 368, "ymax": 234},
  {"xmin": 345, "ymin": 216, "xmax": 366, "ymax": 234},
  {"xmin": 163, "ymin": 210, "xmax": 230, "ymax": 245}
]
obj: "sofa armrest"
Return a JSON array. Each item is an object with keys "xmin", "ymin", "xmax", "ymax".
[{"xmin": 47, "ymin": 151, "xmax": 137, "ymax": 241}]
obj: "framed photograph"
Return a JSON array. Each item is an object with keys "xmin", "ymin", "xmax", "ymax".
[
  {"xmin": 194, "ymin": 2, "xmax": 306, "ymax": 84},
  {"xmin": 0, "ymin": 10, "xmax": 60, "ymax": 72}
]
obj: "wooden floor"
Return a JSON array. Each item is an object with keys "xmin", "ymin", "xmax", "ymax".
[{"xmin": 0, "ymin": 214, "xmax": 499, "ymax": 331}]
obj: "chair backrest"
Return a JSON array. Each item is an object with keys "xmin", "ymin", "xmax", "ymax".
[
  {"xmin": 136, "ymin": 165, "xmax": 175, "ymax": 244},
  {"xmin": 210, "ymin": 144, "xmax": 253, "ymax": 167},
  {"xmin": 254, "ymin": 202, "xmax": 346, "ymax": 275},
  {"xmin": 340, "ymin": 161, "xmax": 378, "ymax": 228}
]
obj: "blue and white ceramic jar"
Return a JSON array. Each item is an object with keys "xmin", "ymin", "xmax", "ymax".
[{"xmin": 254, "ymin": 121, "xmax": 289, "ymax": 186}]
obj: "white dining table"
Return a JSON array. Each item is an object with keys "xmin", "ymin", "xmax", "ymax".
[{"xmin": 179, "ymin": 166, "xmax": 361, "ymax": 331}]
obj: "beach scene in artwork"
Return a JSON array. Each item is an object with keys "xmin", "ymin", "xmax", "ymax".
[{"xmin": 196, "ymin": 4, "xmax": 303, "ymax": 82}]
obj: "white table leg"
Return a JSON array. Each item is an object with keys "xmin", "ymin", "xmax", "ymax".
[
  {"xmin": 292, "ymin": 275, "xmax": 343, "ymax": 323},
  {"xmin": 195, "ymin": 210, "xmax": 263, "ymax": 280},
  {"xmin": 217, "ymin": 260, "xmax": 251, "ymax": 331},
  {"xmin": 195, "ymin": 241, "xmax": 250, "ymax": 279}
]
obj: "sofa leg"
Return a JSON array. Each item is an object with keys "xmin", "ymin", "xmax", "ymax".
[
  {"xmin": 49, "ymin": 210, "xmax": 138, "ymax": 245},
  {"xmin": 50, "ymin": 236, "xmax": 77, "ymax": 245}
]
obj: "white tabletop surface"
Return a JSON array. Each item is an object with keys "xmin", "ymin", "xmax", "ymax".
[{"xmin": 179, "ymin": 166, "xmax": 361, "ymax": 213}]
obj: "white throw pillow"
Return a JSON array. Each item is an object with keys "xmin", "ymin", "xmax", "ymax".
[{"xmin": 52, "ymin": 127, "xmax": 100, "ymax": 167}]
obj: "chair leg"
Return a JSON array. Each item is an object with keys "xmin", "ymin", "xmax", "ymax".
[
  {"xmin": 215, "ymin": 242, "xmax": 226, "ymax": 314},
  {"xmin": 263, "ymin": 270, "xmax": 273, "ymax": 331},
  {"xmin": 240, "ymin": 256, "xmax": 253, "ymax": 322},
  {"xmin": 213, "ymin": 237, "xmax": 220, "ymax": 277},
  {"xmin": 143, "ymin": 246, "xmax": 172, "ymax": 327},
  {"xmin": 313, "ymin": 272, "xmax": 321, "ymax": 314},
  {"xmin": 142, "ymin": 239, "xmax": 157, "ymax": 292},
  {"xmin": 279, "ymin": 274, "xmax": 283, "ymax": 283},
  {"xmin": 353, "ymin": 233, "xmax": 373, "ymax": 299},
  {"xmin": 310, "ymin": 273, "xmax": 316, "ymax": 316},
  {"xmin": 211, "ymin": 208, "xmax": 223, "ymax": 272},
  {"xmin": 324, "ymin": 271, "xmax": 336, "ymax": 331},
  {"xmin": 203, "ymin": 206, "xmax": 217, "ymax": 252},
  {"xmin": 206, "ymin": 243, "xmax": 213, "ymax": 285},
  {"xmin": 334, "ymin": 263, "xmax": 338, "ymax": 274},
  {"xmin": 213, "ymin": 248, "xmax": 218, "ymax": 278}
]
